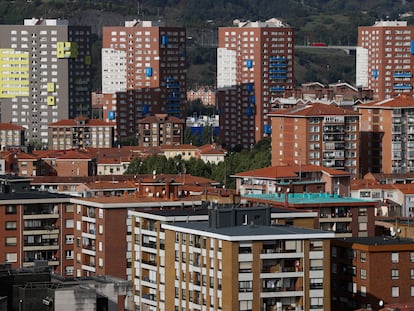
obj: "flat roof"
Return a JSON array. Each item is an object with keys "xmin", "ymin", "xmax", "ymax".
[
  {"xmin": 162, "ymin": 221, "xmax": 334, "ymax": 241},
  {"xmin": 244, "ymin": 192, "xmax": 375, "ymax": 205},
  {"xmin": 130, "ymin": 206, "xmax": 318, "ymax": 220},
  {"xmin": 0, "ymin": 191, "xmax": 72, "ymax": 202},
  {"xmin": 335, "ymin": 236, "xmax": 414, "ymax": 246}
]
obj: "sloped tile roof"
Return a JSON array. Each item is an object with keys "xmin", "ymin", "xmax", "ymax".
[{"xmin": 358, "ymin": 94, "xmax": 414, "ymax": 109}]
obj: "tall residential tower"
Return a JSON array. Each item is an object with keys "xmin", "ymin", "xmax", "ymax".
[
  {"xmin": 217, "ymin": 18, "xmax": 294, "ymax": 148},
  {"xmin": 0, "ymin": 18, "xmax": 92, "ymax": 146},
  {"xmin": 102, "ymin": 20, "xmax": 186, "ymax": 141},
  {"xmin": 357, "ymin": 21, "xmax": 414, "ymax": 100}
]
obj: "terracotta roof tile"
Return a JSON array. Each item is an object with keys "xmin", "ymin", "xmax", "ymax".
[
  {"xmin": 233, "ymin": 164, "xmax": 350, "ymax": 179},
  {"xmin": 0, "ymin": 123, "xmax": 25, "ymax": 130},
  {"xmin": 357, "ymin": 94, "xmax": 414, "ymax": 109}
]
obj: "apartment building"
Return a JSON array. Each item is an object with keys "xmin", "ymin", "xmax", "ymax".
[
  {"xmin": 48, "ymin": 116, "xmax": 115, "ymax": 150},
  {"xmin": 358, "ymin": 94, "xmax": 414, "ymax": 175},
  {"xmin": 243, "ymin": 192, "xmax": 377, "ymax": 238},
  {"xmin": 217, "ymin": 18, "xmax": 294, "ymax": 149},
  {"xmin": 269, "ymin": 103, "xmax": 360, "ymax": 176},
  {"xmin": 138, "ymin": 114, "xmax": 184, "ymax": 147},
  {"xmin": 129, "ymin": 204, "xmax": 323, "ymax": 311},
  {"xmin": 0, "ymin": 123, "xmax": 25, "ymax": 150},
  {"xmin": 68, "ymin": 172, "xmax": 218, "ymax": 280},
  {"xmin": 0, "ymin": 18, "xmax": 92, "ymax": 145},
  {"xmin": 331, "ymin": 237, "xmax": 414, "ymax": 311},
  {"xmin": 102, "ymin": 20, "xmax": 186, "ymax": 140},
  {"xmin": 161, "ymin": 206, "xmax": 334, "ymax": 311},
  {"xmin": 357, "ymin": 20, "xmax": 414, "ymax": 100},
  {"xmin": 33, "ymin": 149, "xmax": 96, "ymax": 177},
  {"xmin": 187, "ymin": 87, "xmax": 216, "ymax": 106},
  {"xmin": 232, "ymin": 163, "xmax": 351, "ymax": 196},
  {"xmin": 0, "ymin": 176, "xmax": 74, "ymax": 276},
  {"xmin": 291, "ymin": 82, "xmax": 373, "ymax": 104}
]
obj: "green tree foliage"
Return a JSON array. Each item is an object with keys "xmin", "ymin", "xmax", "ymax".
[
  {"xmin": 186, "ymin": 99, "xmax": 217, "ymax": 117},
  {"xmin": 125, "ymin": 138, "xmax": 271, "ymax": 189}
]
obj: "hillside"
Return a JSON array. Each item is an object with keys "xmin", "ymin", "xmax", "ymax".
[{"xmin": 0, "ymin": 0, "xmax": 410, "ymax": 88}]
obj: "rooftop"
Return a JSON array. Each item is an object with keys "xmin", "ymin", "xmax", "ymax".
[
  {"xmin": 0, "ymin": 191, "xmax": 72, "ymax": 201},
  {"xmin": 336, "ymin": 236, "xmax": 414, "ymax": 246},
  {"xmin": 163, "ymin": 221, "xmax": 334, "ymax": 241},
  {"xmin": 243, "ymin": 192, "xmax": 375, "ymax": 205},
  {"xmin": 358, "ymin": 94, "xmax": 414, "ymax": 109}
]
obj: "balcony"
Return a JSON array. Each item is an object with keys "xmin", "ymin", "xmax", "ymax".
[
  {"xmin": 269, "ymin": 68, "xmax": 287, "ymax": 74},
  {"xmin": 394, "ymin": 84, "xmax": 412, "ymax": 90},
  {"xmin": 269, "ymin": 75, "xmax": 286, "ymax": 80},
  {"xmin": 141, "ymin": 293, "xmax": 157, "ymax": 302},
  {"xmin": 269, "ymin": 86, "xmax": 285, "ymax": 92},
  {"xmin": 393, "ymin": 72, "xmax": 412, "ymax": 78},
  {"xmin": 270, "ymin": 57, "xmax": 287, "ymax": 62}
]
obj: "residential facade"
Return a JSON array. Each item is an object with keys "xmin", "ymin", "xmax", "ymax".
[
  {"xmin": 0, "ymin": 123, "xmax": 25, "ymax": 150},
  {"xmin": 138, "ymin": 114, "xmax": 184, "ymax": 147},
  {"xmin": 70, "ymin": 195, "xmax": 203, "ymax": 281},
  {"xmin": 0, "ymin": 178, "xmax": 74, "ymax": 276},
  {"xmin": 243, "ymin": 192, "xmax": 377, "ymax": 238},
  {"xmin": 331, "ymin": 237, "xmax": 414, "ymax": 311},
  {"xmin": 0, "ymin": 18, "xmax": 92, "ymax": 145},
  {"xmin": 358, "ymin": 95, "xmax": 414, "ymax": 175},
  {"xmin": 357, "ymin": 20, "xmax": 414, "ymax": 100},
  {"xmin": 232, "ymin": 164, "xmax": 352, "ymax": 196},
  {"xmin": 162, "ymin": 207, "xmax": 334, "ymax": 311},
  {"xmin": 48, "ymin": 116, "xmax": 115, "ymax": 150},
  {"xmin": 187, "ymin": 87, "xmax": 216, "ymax": 106},
  {"xmin": 217, "ymin": 18, "xmax": 294, "ymax": 149},
  {"xmin": 269, "ymin": 103, "xmax": 360, "ymax": 176},
  {"xmin": 102, "ymin": 20, "xmax": 187, "ymax": 141}
]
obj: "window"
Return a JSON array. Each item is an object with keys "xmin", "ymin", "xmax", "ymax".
[
  {"xmin": 66, "ymin": 235, "xmax": 74, "ymax": 244},
  {"xmin": 310, "ymin": 259, "xmax": 323, "ymax": 270},
  {"xmin": 6, "ymin": 221, "xmax": 16, "ymax": 230},
  {"xmin": 65, "ymin": 250, "xmax": 73, "ymax": 259},
  {"xmin": 239, "ymin": 281, "xmax": 252, "ymax": 292},
  {"xmin": 310, "ymin": 297, "xmax": 323, "ymax": 308},
  {"xmin": 6, "ymin": 237, "xmax": 17, "ymax": 246},
  {"xmin": 392, "ymin": 286, "xmax": 399, "ymax": 297},
  {"xmin": 65, "ymin": 266, "xmax": 74, "ymax": 275},
  {"xmin": 66, "ymin": 205, "xmax": 74, "ymax": 214},
  {"xmin": 239, "ymin": 261, "xmax": 252, "ymax": 273},
  {"xmin": 6, "ymin": 253, "xmax": 17, "ymax": 263},
  {"xmin": 411, "ymin": 286, "xmax": 414, "ymax": 297},
  {"xmin": 392, "ymin": 269, "xmax": 399, "ymax": 280},
  {"xmin": 332, "ymin": 247, "xmax": 337, "ymax": 257},
  {"xmin": 361, "ymin": 285, "xmax": 367, "ymax": 297},
  {"xmin": 310, "ymin": 278, "xmax": 323, "ymax": 289},
  {"xmin": 239, "ymin": 300, "xmax": 252, "ymax": 311},
  {"xmin": 360, "ymin": 251, "xmax": 366, "ymax": 262},
  {"xmin": 65, "ymin": 219, "xmax": 74, "ymax": 228},
  {"xmin": 410, "ymin": 252, "xmax": 414, "ymax": 262},
  {"xmin": 360, "ymin": 269, "xmax": 366, "ymax": 279},
  {"xmin": 359, "ymin": 222, "xmax": 367, "ymax": 231},
  {"xmin": 411, "ymin": 269, "xmax": 414, "ymax": 279},
  {"xmin": 6, "ymin": 205, "xmax": 16, "ymax": 214},
  {"xmin": 392, "ymin": 252, "xmax": 399, "ymax": 263}
]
